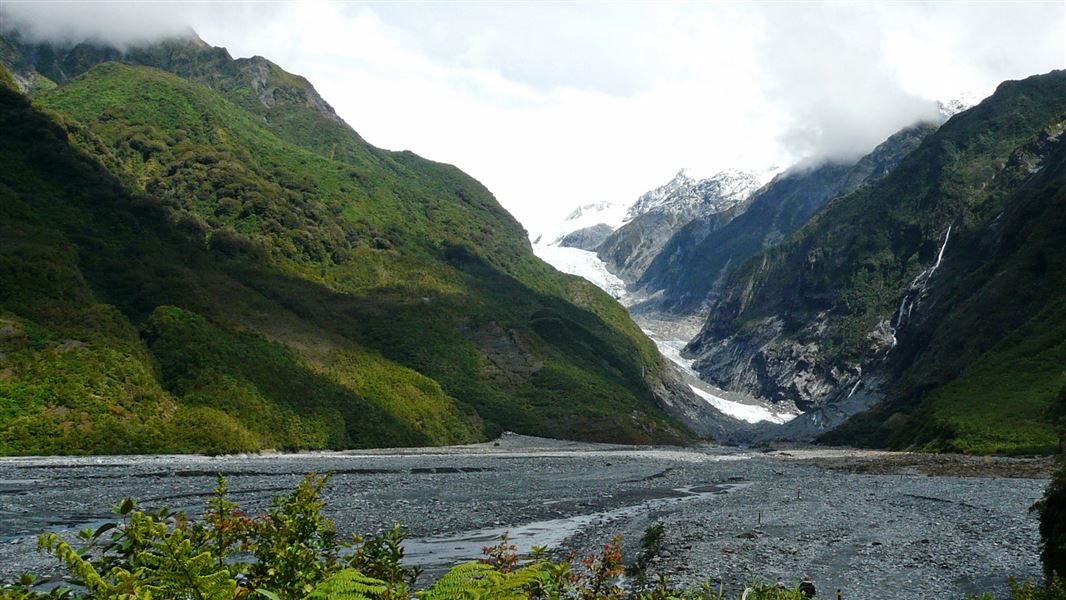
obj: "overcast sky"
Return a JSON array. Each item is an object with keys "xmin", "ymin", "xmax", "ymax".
[{"xmin": 4, "ymin": 1, "xmax": 1065, "ymax": 236}]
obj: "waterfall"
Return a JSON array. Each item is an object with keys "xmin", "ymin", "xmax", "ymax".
[
  {"xmin": 930, "ymin": 224, "xmax": 952, "ymax": 274},
  {"xmin": 847, "ymin": 378, "xmax": 863, "ymax": 398},
  {"xmin": 885, "ymin": 224, "xmax": 953, "ymax": 354}
]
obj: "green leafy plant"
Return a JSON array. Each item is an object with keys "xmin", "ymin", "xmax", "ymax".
[
  {"xmin": 347, "ymin": 525, "xmax": 421, "ymax": 592},
  {"xmin": 626, "ymin": 523, "xmax": 666, "ymax": 584}
]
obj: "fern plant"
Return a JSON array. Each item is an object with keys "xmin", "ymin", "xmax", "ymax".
[
  {"xmin": 302, "ymin": 569, "xmax": 392, "ymax": 600},
  {"xmin": 37, "ymin": 502, "xmax": 236, "ymax": 600},
  {"xmin": 419, "ymin": 561, "xmax": 544, "ymax": 600}
]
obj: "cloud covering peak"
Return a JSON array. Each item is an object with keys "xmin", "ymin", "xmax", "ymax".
[
  {"xmin": 1, "ymin": 1, "xmax": 202, "ymax": 48},
  {"xmin": 3, "ymin": 1, "xmax": 1062, "ymax": 234}
]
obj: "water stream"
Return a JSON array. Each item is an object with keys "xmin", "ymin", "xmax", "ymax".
[{"xmin": 402, "ymin": 483, "xmax": 748, "ymax": 575}]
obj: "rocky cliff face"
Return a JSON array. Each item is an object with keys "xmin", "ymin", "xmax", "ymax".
[
  {"xmin": 556, "ymin": 224, "xmax": 614, "ymax": 251},
  {"xmin": 682, "ymin": 71, "xmax": 1066, "ymax": 445},
  {"xmin": 596, "ymin": 169, "xmax": 763, "ymax": 283}
]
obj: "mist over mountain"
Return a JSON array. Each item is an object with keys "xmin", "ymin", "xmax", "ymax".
[
  {"xmin": 683, "ymin": 71, "xmax": 1066, "ymax": 452},
  {"xmin": 5, "ymin": 1, "xmax": 1058, "ymax": 238}
]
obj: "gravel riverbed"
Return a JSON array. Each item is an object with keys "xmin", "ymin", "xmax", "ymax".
[{"xmin": 0, "ymin": 435, "xmax": 1050, "ymax": 598}]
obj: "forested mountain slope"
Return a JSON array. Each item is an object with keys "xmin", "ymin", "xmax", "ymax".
[
  {"xmin": 635, "ymin": 124, "xmax": 935, "ymax": 314},
  {"xmin": 684, "ymin": 70, "xmax": 1066, "ymax": 453},
  {"xmin": 824, "ymin": 120, "xmax": 1066, "ymax": 453},
  {"xmin": 0, "ymin": 34, "xmax": 700, "ymax": 454}
]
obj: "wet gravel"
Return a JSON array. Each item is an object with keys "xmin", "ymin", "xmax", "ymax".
[{"xmin": 0, "ymin": 436, "xmax": 1047, "ymax": 598}]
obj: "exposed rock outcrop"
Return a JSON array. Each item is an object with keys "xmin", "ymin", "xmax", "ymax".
[
  {"xmin": 597, "ymin": 169, "xmax": 764, "ymax": 283},
  {"xmin": 462, "ymin": 322, "xmax": 543, "ymax": 386},
  {"xmin": 557, "ymin": 223, "xmax": 614, "ymax": 251}
]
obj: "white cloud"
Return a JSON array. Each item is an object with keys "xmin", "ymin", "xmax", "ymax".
[{"xmin": 3, "ymin": 1, "xmax": 1063, "ymax": 236}]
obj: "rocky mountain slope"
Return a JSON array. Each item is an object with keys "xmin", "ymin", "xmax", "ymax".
[
  {"xmin": 0, "ymin": 32, "xmax": 710, "ymax": 454},
  {"xmin": 596, "ymin": 169, "xmax": 764, "ymax": 283},
  {"xmin": 634, "ymin": 124, "xmax": 937, "ymax": 314},
  {"xmin": 823, "ymin": 119, "xmax": 1066, "ymax": 454},
  {"xmin": 533, "ymin": 201, "xmax": 628, "ymax": 250},
  {"xmin": 683, "ymin": 70, "xmax": 1066, "ymax": 453}
]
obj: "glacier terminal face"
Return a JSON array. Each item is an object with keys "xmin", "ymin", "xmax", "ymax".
[{"xmin": 687, "ymin": 385, "xmax": 796, "ymax": 425}]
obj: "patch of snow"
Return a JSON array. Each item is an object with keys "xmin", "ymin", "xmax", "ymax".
[
  {"xmin": 687, "ymin": 385, "xmax": 795, "ymax": 425},
  {"xmin": 531, "ymin": 201, "xmax": 628, "ymax": 246},
  {"xmin": 624, "ymin": 168, "xmax": 766, "ymax": 222},
  {"xmin": 937, "ymin": 92, "xmax": 983, "ymax": 121},
  {"xmin": 533, "ymin": 244, "xmax": 626, "ymax": 298}
]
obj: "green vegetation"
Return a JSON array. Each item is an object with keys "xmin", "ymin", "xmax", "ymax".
[
  {"xmin": 1, "ymin": 475, "xmax": 842, "ymax": 600},
  {"xmin": 1037, "ymin": 460, "xmax": 1066, "ymax": 579},
  {"xmin": 626, "ymin": 523, "xmax": 666, "ymax": 585},
  {"xmin": 901, "ymin": 306, "xmax": 1066, "ymax": 455},
  {"xmin": 714, "ymin": 72, "xmax": 1066, "ymax": 358},
  {"xmin": 0, "ymin": 36, "xmax": 686, "ymax": 455},
  {"xmin": 641, "ymin": 124, "xmax": 934, "ymax": 314},
  {"xmin": 823, "ymin": 113, "xmax": 1066, "ymax": 455},
  {"xmin": 969, "ymin": 578, "xmax": 1066, "ymax": 600},
  {"xmin": 689, "ymin": 69, "xmax": 1066, "ymax": 454}
]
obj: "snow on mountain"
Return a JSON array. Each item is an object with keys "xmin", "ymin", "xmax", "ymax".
[
  {"xmin": 531, "ymin": 201, "xmax": 628, "ymax": 246},
  {"xmin": 624, "ymin": 168, "xmax": 765, "ymax": 222},
  {"xmin": 532, "ymin": 244, "xmax": 626, "ymax": 298},
  {"xmin": 532, "ymin": 166, "xmax": 775, "ymax": 248},
  {"xmin": 937, "ymin": 92, "xmax": 983, "ymax": 121}
]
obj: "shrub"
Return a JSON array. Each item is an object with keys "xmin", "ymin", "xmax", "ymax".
[{"xmin": 1036, "ymin": 459, "xmax": 1066, "ymax": 578}]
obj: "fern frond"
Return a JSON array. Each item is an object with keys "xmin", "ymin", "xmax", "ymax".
[
  {"xmin": 494, "ymin": 563, "xmax": 544, "ymax": 594},
  {"xmin": 37, "ymin": 532, "xmax": 110, "ymax": 594},
  {"xmin": 419, "ymin": 562, "xmax": 497, "ymax": 600},
  {"xmin": 305, "ymin": 568, "xmax": 390, "ymax": 600}
]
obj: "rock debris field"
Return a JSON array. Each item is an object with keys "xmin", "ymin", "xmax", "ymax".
[{"xmin": 0, "ymin": 434, "xmax": 1052, "ymax": 598}]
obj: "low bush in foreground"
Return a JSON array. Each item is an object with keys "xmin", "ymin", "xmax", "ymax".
[{"xmin": 0, "ymin": 473, "xmax": 1055, "ymax": 600}]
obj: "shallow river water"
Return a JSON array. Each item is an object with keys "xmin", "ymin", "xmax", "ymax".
[{"xmin": 0, "ymin": 435, "xmax": 1048, "ymax": 598}]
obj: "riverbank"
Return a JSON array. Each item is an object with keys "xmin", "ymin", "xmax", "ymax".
[{"xmin": 0, "ymin": 436, "xmax": 1047, "ymax": 598}]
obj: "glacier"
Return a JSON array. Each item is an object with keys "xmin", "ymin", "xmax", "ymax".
[
  {"xmin": 532, "ymin": 244, "xmax": 626, "ymax": 298},
  {"xmin": 687, "ymin": 385, "xmax": 795, "ymax": 425},
  {"xmin": 534, "ymin": 240, "xmax": 796, "ymax": 425}
]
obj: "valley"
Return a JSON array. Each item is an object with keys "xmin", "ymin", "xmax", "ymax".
[
  {"xmin": 0, "ymin": 3, "xmax": 1063, "ymax": 599},
  {"xmin": 536, "ymin": 70, "xmax": 1066, "ymax": 455},
  {"xmin": 0, "ymin": 435, "xmax": 1048, "ymax": 598}
]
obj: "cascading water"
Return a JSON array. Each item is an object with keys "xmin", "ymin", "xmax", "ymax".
[{"xmin": 886, "ymin": 224, "xmax": 953, "ymax": 352}]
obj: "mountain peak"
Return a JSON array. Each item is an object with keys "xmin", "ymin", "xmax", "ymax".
[
  {"xmin": 626, "ymin": 168, "xmax": 763, "ymax": 221},
  {"xmin": 672, "ymin": 168, "xmax": 694, "ymax": 182}
]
